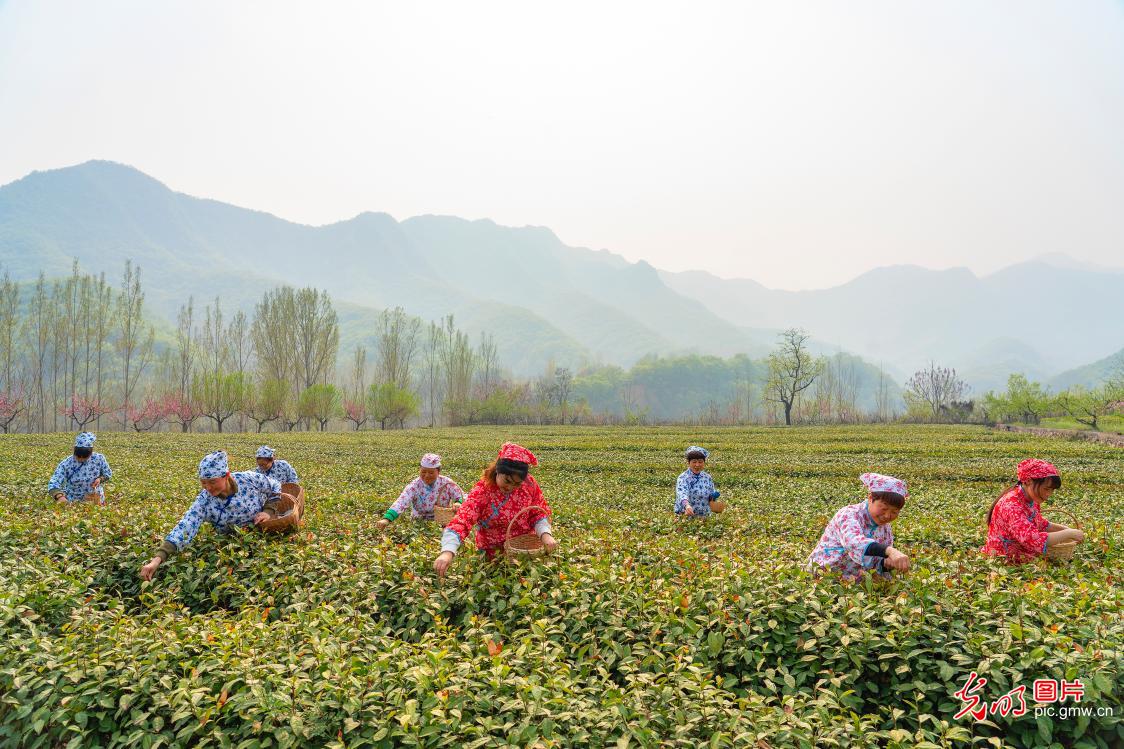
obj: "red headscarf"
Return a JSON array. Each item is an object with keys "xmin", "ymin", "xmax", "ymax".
[
  {"xmin": 498, "ymin": 442, "xmax": 538, "ymax": 466},
  {"xmin": 1016, "ymin": 459, "xmax": 1059, "ymax": 483}
]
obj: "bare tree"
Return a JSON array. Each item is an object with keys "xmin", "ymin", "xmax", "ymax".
[
  {"xmin": 200, "ymin": 297, "xmax": 231, "ymax": 379},
  {"xmin": 810, "ymin": 356, "xmax": 836, "ymax": 424},
  {"xmin": 422, "ymin": 321, "xmax": 445, "ymax": 427},
  {"xmin": 90, "ymin": 273, "xmax": 114, "ymax": 429},
  {"xmin": 478, "ymin": 332, "xmax": 499, "ymax": 397},
  {"xmin": 905, "ymin": 362, "xmax": 968, "ymax": 422},
  {"xmin": 293, "ymin": 288, "xmax": 339, "ymax": 391},
  {"xmin": 116, "ymin": 261, "xmax": 155, "ymax": 429},
  {"xmin": 251, "ymin": 286, "xmax": 337, "ymax": 429},
  {"xmin": 765, "ymin": 328, "xmax": 824, "ymax": 426},
  {"xmin": 24, "ymin": 274, "xmax": 51, "ymax": 432},
  {"xmin": 78, "ymin": 274, "xmax": 95, "ymax": 399},
  {"xmin": 375, "ymin": 306, "xmax": 420, "ymax": 389},
  {"xmin": 174, "ymin": 298, "xmax": 196, "ymax": 401},
  {"xmin": 875, "ymin": 362, "xmax": 893, "ymax": 422},
  {"xmin": 61, "ymin": 262, "xmax": 83, "ymax": 418},
  {"xmin": 620, "ymin": 380, "xmax": 647, "ymax": 424},
  {"xmin": 350, "ymin": 345, "xmax": 368, "ymax": 401},
  {"xmin": 228, "ymin": 310, "xmax": 253, "ymax": 377},
  {"xmin": 733, "ymin": 378, "xmax": 756, "ymax": 424},
  {"xmin": 554, "ymin": 367, "xmax": 573, "ymax": 424},
  {"xmin": 0, "ymin": 270, "xmax": 19, "ymax": 397},
  {"xmin": 227, "ymin": 309, "xmax": 253, "ymax": 430},
  {"xmin": 438, "ymin": 315, "xmax": 476, "ymax": 422},
  {"xmin": 251, "ymin": 288, "xmax": 295, "ymax": 387}
]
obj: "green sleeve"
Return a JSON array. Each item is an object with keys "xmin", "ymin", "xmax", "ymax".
[{"xmin": 154, "ymin": 540, "xmax": 178, "ymax": 562}]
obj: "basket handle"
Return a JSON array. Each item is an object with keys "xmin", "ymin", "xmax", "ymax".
[
  {"xmin": 1053, "ymin": 506, "xmax": 1082, "ymax": 530},
  {"xmin": 505, "ymin": 504, "xmax": 544, "ymax": 541}
]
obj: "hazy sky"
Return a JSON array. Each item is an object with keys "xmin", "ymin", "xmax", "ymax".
[{"xmin": 2, "ymin": 1, "xmax": 1123, "ymax": 290}]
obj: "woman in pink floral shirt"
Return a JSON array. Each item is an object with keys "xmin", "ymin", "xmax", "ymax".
[
  {"xmin": 807, "ymin": 472, "xmax": 912, "ymax": 580},
  {"xmin": 981, "ymin": 459, "xmax": 1084, "ymax": 564},
  {"xmin": 378, "ymin": 453, "xmax": 464, "ymax": 527}
]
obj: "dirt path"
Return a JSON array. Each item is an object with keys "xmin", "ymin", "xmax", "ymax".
[{"xmin": 993, "ymin": 423, "xmax": 1124, "ymax": 447}]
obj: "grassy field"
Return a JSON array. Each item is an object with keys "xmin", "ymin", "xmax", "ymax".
[{"xmin": 0, "ymin": 425, "xmax": 1121, "ymax": 748}]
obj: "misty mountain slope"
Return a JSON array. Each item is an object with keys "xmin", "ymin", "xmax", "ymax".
[
  {"xmin": 1049, "ymin": 347, "xmax": 1124, "ymax": 390},
  {"xmin": 955, "ymin": 338, "xmax": 1054, "ymax": 395},
  {"xmin": 660, "ymin": 263, "xmax": 1124, "ymax": 379},
  {"xmin": 399, "ymin": 215, "xmax": 765, "ymax": 358}
]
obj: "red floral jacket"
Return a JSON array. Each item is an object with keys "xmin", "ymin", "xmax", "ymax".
[
  {"xmin": 981, "ymin": 486, "xmax": 1049, "ymax": 564},
  {"xmin": 445, "ymin": 475, "xmax": 551, "ymax": 555}
]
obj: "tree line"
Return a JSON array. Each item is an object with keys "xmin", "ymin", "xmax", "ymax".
[
  {"xmin": 2, "ymin": 261, "xmax": 1119, "ymax": 432},
  {"xmin": 981, "ymin": 370, "xmax": 1124, "ymax": 432}
]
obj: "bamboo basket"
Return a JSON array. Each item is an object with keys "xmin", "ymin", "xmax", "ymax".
[
  {"xmin": 709, "ymin": 499, "xmax": 727, "ymax": 514},
  {"xmin": 1045, "ymin": 507, "xmax": 1081, "ymax": 562},
  {"xmin": 434, "ymin": 502, "xmax": 460, "ymax": 526},
  {"xmin": 258, "ymin": 482, "xmax": 305, "ymax": 534},
  {"xmin": 504, "ymin": 505, "xmax": 547, "ymax": 559}
]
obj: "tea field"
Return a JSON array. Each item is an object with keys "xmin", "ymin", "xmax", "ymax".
[{"xmin": 0, "ymin": 426, "xmax": 1121, "ymax": 749}]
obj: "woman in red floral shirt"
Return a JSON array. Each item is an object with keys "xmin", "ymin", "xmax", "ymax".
[
  {"xmin": 433, "ymin": 442, "xmax": 558, "ymax": 577},
  {"xmin": 981, "ymin": 459, "xmax": 1084, "ymax": 563}
]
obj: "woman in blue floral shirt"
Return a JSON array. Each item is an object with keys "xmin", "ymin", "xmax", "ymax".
[
  {"xmin": 254, "ymin": 445, "xmax": 299, "ymax": 483},
  {"xmin": 139, "ymin": 450, "xmax": 290, "ymax": 580},
  {"xmin": 674, "ymin": 446, "xmax": 719, "ymax": 517},
  {"xmin": 47, "ymin": 432, "xmax": 112, "ymax": 505}
]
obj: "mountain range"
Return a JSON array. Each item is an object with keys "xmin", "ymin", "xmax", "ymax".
[{"xmin": 2, "ymin": 160, "xmax": 1121, "ymax": 391}]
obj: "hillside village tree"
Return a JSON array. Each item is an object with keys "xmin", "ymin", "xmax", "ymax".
[{"xmin": 765, "ymin": 328, "xmax": 824, "ymax": 426}]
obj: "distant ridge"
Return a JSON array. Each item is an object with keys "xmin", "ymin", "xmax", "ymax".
[{"xmin": 2, "ymin": 160, "xmax": 1122, "ymax": 384}]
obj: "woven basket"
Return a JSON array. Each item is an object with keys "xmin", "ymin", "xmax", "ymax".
[
  {"xmin": 258, "ymin": 482, "xmax": 305, "ymax": 534},
  {"xmin": 434, "ymin": 502, "xmax": 460, "ymax": 526},
  {"xmin": 709, "ymin": 499, "xmax": 727, "ymax": 514},
  {"xmin": 1045, "ymin": 507, "xmax": 1081, "ymax": 562},
  {"xmin": 504, "ymin": 505, "xmax": 547, "ymax": 559}
]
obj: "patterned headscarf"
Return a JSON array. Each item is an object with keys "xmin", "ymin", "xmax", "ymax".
[
  {"xmin": 1017, "ymin": 459, "xmax": 1059, "ymax": 483},
  {"xmin": 256, "ymin": 446, "xmax": 275, "ymax": 459},
  {"xmin": 75, "ymin": 432, "xmax": 96, "ymax": 449},
  {"xmin": 420, "ymin": 453, "xmax": 442, "ymax": 469},
  {"xmin": 498, "ymin": 442, "xmax": 538, "ymax": 466},
  {"xmin": 860, "ymin": 472, "xmax": 909, "ymax": 498},
  {"xmin": 198, "ymin": 450, "xmax": 230, "ymax": 479},
  {"xmin": 685, "ymin": 446, "xmax": 709, "ymax": 460}
]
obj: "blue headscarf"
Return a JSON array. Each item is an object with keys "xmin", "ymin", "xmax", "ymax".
[{"xmin": 198, "ymin": 450, "xmax": 230, "ymax": 479}]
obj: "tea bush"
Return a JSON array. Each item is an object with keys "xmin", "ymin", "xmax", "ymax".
[{"xmin": 0, "ymin": 426, "xmax": 1120, "ymax": 748}]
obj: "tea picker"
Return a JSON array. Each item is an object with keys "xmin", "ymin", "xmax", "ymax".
[
  {"xmin": 981, "ymin": 459, "xmax": 1085, "ymax": 564},
  {"xmin": 674, "ymin": 446, "xmax": 721, "ymax": 518},
  {"xmin": 253, "ymin": 445, "xmax": 299, "ymax": 484},
  {"xmin": 433, "ymin": 442, "xmax": 557, "ymax": 578},
  {"xmin": 47, "ymin": 432, "xmax": 112, "ymax": 506},
  {"xmin": 377, "ymin": 452, "xmax": 464, "ymax": 530},
  {"xmin": 139, "ymin": 450, "xmax": 303, "ymax": 581},
  {"xmin": 806, "ymin": 472, "xmax": 911, "ymax": 580}
]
